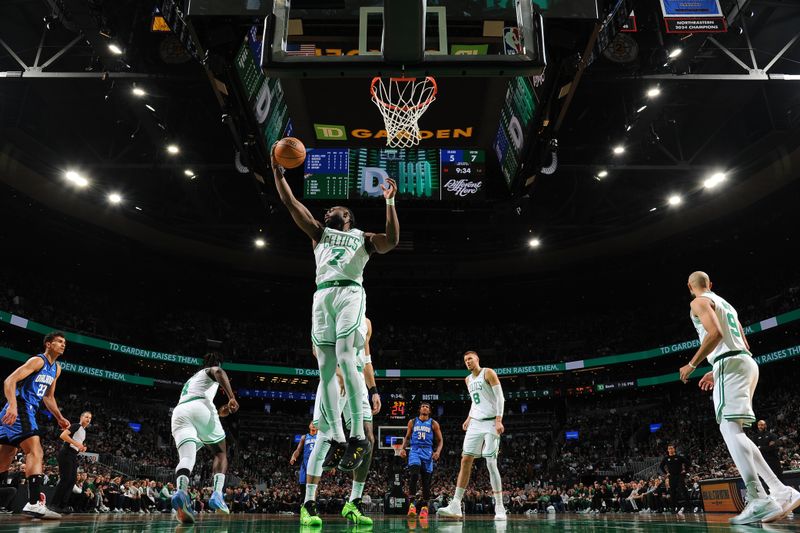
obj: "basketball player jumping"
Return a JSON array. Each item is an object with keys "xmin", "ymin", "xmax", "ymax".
[
  {"xmin": 0, "ymin": 332, "xmax": 70, "ymax": 519},
  {"xmin": 401, "ymin": 401, "xmax": 443, "ymax": 520},
  {"xmin": 438, "ymin": 351, "xmax": 507, "ymax": 521},
  {"xmin": 170, "ymin": 351, "xmax": 239, "ymax": 524},
  {"xmin": 679, "ymin": 272, "xmax": 800, "ymax": 524},
  {"xmin": 270, "ymin": 143, "xmax": 398, "ymax": 477}
]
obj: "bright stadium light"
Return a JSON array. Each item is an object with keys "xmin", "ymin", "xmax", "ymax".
[
  {"xmin": 166, "ymin": 144, "xmax": 180, "ymax": 155},
  {"xmin": 528, "ymin": 238, "xmax": 541, "ymax": 248},
  {"xmin": 668, "ymin": 194, "xmax": 683, "ymax": 206},
  {"xmin": 597, "ymin": 170, "xmax": 608, "ymax": 178},
  {"xmin": 184, "ymin": 169, "xmax": 195, "ymax": 177},
  {"xmin": 254, "ymin": 238, "xmax": 266, "ymax": 248},
  {"xmin": 108, "ymin": 43, "xmax": 123, "ymax": 55},
  {"xmin": 132, "ymin": 87, "xmax": 145, "ymax": 97},
  {"xmin": 108, "ymin": 193, "xmax": 122, "ymax": 204},
  {"xmin": 65, "ymin": 170, "xmax": 89, "ymax": 187},
  {"xmin": 637, "ymin": 105, "xmax": 647, "ymax": 113},
  {"xmin": 703, "ymin": 172, "xmax": 727, "ymax": 189},
  {"xmin": 647, "ymin": 87, "xmax": 661, "ymax": 98},
  {"xmin": 613, "ymin": 145, "xmax": 625, "ymax": 155},
  {"xmin": 145, "ymin": 104, "xmax": 156, "ymax": 112},
  {"xmin": 668, "ymin": 47, "xmax": 682, "ymax": 58}
]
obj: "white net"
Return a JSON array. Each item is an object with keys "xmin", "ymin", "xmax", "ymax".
[{"xmin": 370, "ymin": 76, "xmax": 437, "ymax": 148}]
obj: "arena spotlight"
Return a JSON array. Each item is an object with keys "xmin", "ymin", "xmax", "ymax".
[
  {"xmin": 612, "ymin": 145, "xmax": 625, "ymax": 155},
  {"xmin": 596, "ymin": 170, "xmax": 608, "ymax": 179},
  {"xmin": 183, "ymin": 169, "xmax": 195, "ymax": 177},
  {"xmin": 254, "ymin": 238, "xmax": 266, "ymax": 248},
  {"xmin": 668, "ymin": 47, "xmax": 682, "ymax": 58},
  {"xmin": 625, "ymin": 124, "xmax": 633, "ymax": 132},
  {"xmin": 65, "ymin": 170, "xmax": 89, "ymax": 188},
  {"xmin": 145, "ymin": 104, "xmax": 156, "ymax": 112},
  {"xmin": 108, "ymin": 193, "xmax": 122, "ymax": 204},
  {"xmin": 703, "ymin": 172, "xmax": 727, "ymax": 189},
  {"xmin": 668, "ymin": 194, "xmax": 683, "ymax": 206},
  {"xmin": 646, "ymin": 87, "xmax": 661, "ymax": 98},
  {"xmin": 132, "ymin": 87, "xmax": 145, "ymax": 97},
  {"xmin": 650, "ymin": 207, "xmax": 658, "ymax": 212},
  {"xmin": 528, "ymin": 238, "xmax": 541, "ymax": 248},
  {"xmin": 108, "ymin": 43, "xmax": 123, "ymax": 55},
  {"xmin": 166, "ymin": 144, "xmax": 180, "ymax": 155},
  {"xmin": 636, "ymin": 105, "xmax": 647, "ymax": 113}
]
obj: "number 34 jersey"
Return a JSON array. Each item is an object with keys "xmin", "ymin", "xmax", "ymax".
[
  {"xmin": 691, "ymin": 291, "xmax": 750, "ymax": 365},
  {"xmin": 314, "ymin": 227, "xmax": 370, "ymax": 285}
]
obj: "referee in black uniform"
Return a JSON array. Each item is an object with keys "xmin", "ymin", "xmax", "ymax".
[
  {"xmin": 658, "ymin": 444, "xmax": 691, "ymax": 515},
  {"xmin": 50, "ymin": 411, "xmax": 92, "ymax": 514},
  {"xmin": 753, "ymin": 420, "xmax": 784, "ymax": 485}
]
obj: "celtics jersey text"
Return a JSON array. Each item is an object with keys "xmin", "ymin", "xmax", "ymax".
[
  {"xmin": 314, "ymin": 228, "xmax": 370, "ymax": 285},
  {"xmin": 178, "ymin": 369, "xmax": 219, "ymax": 405},
  {"xmin": 467, "ymin": 368, "xmax": 498, "ymax": 420},
  {"xmin": 691, "ymin": 291, "xmax": 750, "ymax": 365}
]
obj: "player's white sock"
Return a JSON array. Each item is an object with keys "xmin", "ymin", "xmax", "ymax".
[
  {"xmin": 213, "ymin": 473, "xmax": 225, "ymax": 494},
  {"xmin": 175, "ymin": 441, "xmax": 196, "ymax": 489},
  {"xmin": 745, "ymin": 439, "xmax": 788, "ymax": 494},
  {"xmin": 487, "ymin": 457, "xmax": 504, "ymax": 508},
  {"xmin": 316, "ymin": 345, "xmax": 347, "ymax": 442},
  {"xmin": 350, "ymin": 481, "xmax": 365, "ymax": 501},
  {"xmin": 176, "ymin": 475, "xmax": 189, "ymax": 492},
  {"xmin": 304, "ymin": 483, "xmax": 318, "ymax": 504},
  {"xmin": 720, "ymin": 420, "xmax": 767, "ymax": 499},
  {"xmin": 338, "ymin": 335, "xmax": 365, "ymax": 440},
  {"xmin": 453, "ymin": 487, "xmax": 465, "ymax": 504}
]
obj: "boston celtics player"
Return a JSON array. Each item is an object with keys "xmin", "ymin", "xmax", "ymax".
[
  {"xmin": 271, "ymin": 144, "xmax": 398, "ymax": 479},
  {"xmin": 170, "ymin": 352, "xmax": 239, "ymax": 524},
  {"xmin": 679, "ymin": 272, "xmax": 800, "ymax": 524},
  {"xmin": 438, "ymin": 351, "xmax": 507, "ymax": 521}
]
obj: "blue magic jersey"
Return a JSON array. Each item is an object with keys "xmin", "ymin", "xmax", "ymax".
[
  {"xmin": 16, "ymin": 354, "xmax": 58, "ymax": 408},
  {"xmin": 411, "ymin": 417, "xmax": 434, "ymax": 449},
  {"xmin": 302, "ymin": 433, "xmax": 317, "ymax": 467}
]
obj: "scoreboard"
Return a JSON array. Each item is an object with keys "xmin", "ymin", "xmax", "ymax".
[{"xmin": 303, "ymin": 148, "xmax": 484, "ymax": 201}]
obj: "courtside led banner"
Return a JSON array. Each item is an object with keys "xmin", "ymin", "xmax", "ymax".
[{"xmin": 660, "ymin": 0, "xmax": 726, "ymax": 33}]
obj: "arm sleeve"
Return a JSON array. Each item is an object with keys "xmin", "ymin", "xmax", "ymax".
[{"xmin": 491, "ymin": 383, "xmax": 504, "ymax": 417}]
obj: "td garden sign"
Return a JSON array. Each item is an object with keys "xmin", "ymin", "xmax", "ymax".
[{"xmin": 314, "ymin": 124, "xmax": 474, "ymax": 141}]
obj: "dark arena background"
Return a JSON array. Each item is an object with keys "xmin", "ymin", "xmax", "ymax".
[{"xmin": 1, "ymin": 0, "xmax": 800, "ymax": 531}]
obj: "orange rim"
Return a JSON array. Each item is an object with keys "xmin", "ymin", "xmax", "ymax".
[{"xmin": 370, "ymin": 76, "xmax": 438, "ymax": 112}]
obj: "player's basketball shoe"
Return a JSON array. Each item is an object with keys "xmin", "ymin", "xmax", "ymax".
[
  {"xmin": 419, "ymin": 506, "xmax": 429, "ymax": 519},
  {"xmin": 301, "ymin": 501, "xmax": 323, "ymax": 527},
  {"xmin": 171, "ymin": 490, "xmax": 195, "ymax": 524},
  {"xmin": 765, "ymin": 487, "xmax": 800, "ymax": 522},
  {"xmin": 339, "ymin": 436, "xmax": 370, "ymax": 471},
  {"xmin": 22, "ymin": 501, "xmax": 61, "ymax": 519},
  {"xmin": 494, "ymin": 505, "xmax": 507, "ymax": 521},
  {"xmin": 407, "ymin": 503, "xmax": 417, "ymax": 517},
  {"xmin": 342, "ymin": 498, "xmax": 373, "ymax": 525},
  {"xmin": 436, "ymin": 500, "xmax": 463, "ymax": 519},
  {"xmin": 729, "ymin": 497, "xmax": 783, "ymax": 524},
  {"xmin": 322, "ymin": 440, "xmax": 345, "ymax": 470},
  {"xmin": 208, "ymin": 490, "xmax": 230, "ymax": 514}
]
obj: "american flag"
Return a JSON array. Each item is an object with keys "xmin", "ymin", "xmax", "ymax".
[{"xmin": 286, "ymin": 44, "xmax": 316, "ymax": 56}]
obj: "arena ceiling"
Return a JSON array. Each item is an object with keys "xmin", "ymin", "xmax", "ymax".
[{"xmin": 1, "ymin": 0, "xmax": 799, "ymax": 279}]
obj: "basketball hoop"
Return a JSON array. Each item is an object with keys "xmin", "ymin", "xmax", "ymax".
[
  {"xmin": 391, "ymin": 438, "xmax": 405, "ymax": 457},
  {"xmin": 370, "ymin": 76, "xmax": 437, "ymax": 148}
]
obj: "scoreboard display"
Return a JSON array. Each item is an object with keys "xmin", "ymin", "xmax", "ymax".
[
  {"xmin": 303, "ymin": 148, "xmax": 484, "ymax": 201},
  {"xmin": 388, "ymin": 400, "xmax": 407, "ymax": 420}
]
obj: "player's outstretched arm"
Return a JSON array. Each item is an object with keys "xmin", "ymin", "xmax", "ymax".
[
  {"xmin": 432, "ymin": 420, "xmax": 444, "ymax": 461},
  {"xmin": 2, "ymin": 357, "xmax": 44, "ymax": 425},
  {"xmin": 680, "ymin": 298, "xmax": 723, "ymax": 383},
  {"xmin": 290, "ymin": 435, "xmax": 305, "ymax": 465},
  {"xmin": 366, "ymin": 178, "xmax": 399, "ymax": 254},
  {"xmin": 399, "ymin": 419, "xmax": 413, "ymax": 458},
  {"xmin": 43, "ymin": 364, "xmax": 70, "ymax": 429},
  {"xmin": 264, "ymin": 146, "xmax": 324, "ymax": 243}
]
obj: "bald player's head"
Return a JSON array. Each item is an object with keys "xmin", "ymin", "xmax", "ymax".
[{"xmin": 688, "ymin": 271, "xmax": 711, "ymax": 297}]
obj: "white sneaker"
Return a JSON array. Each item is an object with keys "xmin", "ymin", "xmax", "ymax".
[
  {"xmin": 495, "ymin": 507, "xmax": 507, "ymax": 521},
  {"xmin": 22, "ymin": 502, "xmax": 61, "ymax": 519},
  {"xmin": 730, "ymin": 497, "xmax": 783, "ymax": 525},
  {"xmin": 765, "ymin": 487, "xmax": 800, "ymax": 523},
  {"xmin": 436, "ymin": 500, "xmax": 463, "ymax": 519},
  {"xmin": 678, "ymin": 507, "xmax": 685, "ymax": 516}
]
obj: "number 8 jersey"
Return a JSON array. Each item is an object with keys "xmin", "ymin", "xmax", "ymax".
[
  {"xmin": 690, "ymin": 291, "xmax": 750, "ymax": 365},
  {"xmin": 467, "ymin": 368, "xmax": 499, "ymax": 420},
  {"xmin": 314, "ymin": 227, "xmax": 370, "ymax": 285}
]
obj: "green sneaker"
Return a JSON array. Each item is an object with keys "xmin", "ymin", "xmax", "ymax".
[
  {"xmin": 301, "ymin": 501, "xmax": 323, "ymax": 527},
  {"xmin": 342, "ymin": 498, "xmax": 373, "ymax": 526}
]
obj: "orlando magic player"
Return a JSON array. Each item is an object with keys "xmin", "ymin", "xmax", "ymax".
[
  {"xmin": 290, "ymin": 422, "xmax": 318, "ymax": 491},
  {"xmin": 0, "ymin": 332, "xmax": 71, "ymax": 519},
  {"xmin": 438, "ymin": 351, "xmax": 507, "ymax": 521},
  {"xmin": 401, "ymin": 402, "xmax": 443, "ymax": 520}
]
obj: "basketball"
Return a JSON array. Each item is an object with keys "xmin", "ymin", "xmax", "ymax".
[{"xmin": 273, "ymin": 137, "xmax": 306, "ymax": 169}]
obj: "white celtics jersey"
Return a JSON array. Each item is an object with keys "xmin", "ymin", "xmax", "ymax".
[
  {"xmin": 178, "ymin": 369, "xmax": 219, "ymax": 405},
  {"xmin": 314, "ymin": 228, "xmax": 370, "ymax": 285},
  {"xmin": 690, "ymin": 291, "xmax": 750, "ymax": 365},
  {"xmin": 467, "ymin": 368, "xmax": 498, "ymax": 420}
]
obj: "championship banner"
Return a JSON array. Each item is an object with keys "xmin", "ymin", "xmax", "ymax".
[{"xmin": 660, "ymin": 0, "xmax": 726, "ymax": 34}]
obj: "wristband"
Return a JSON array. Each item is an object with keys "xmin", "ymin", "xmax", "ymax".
[
  {"xmin": 368, "ymin": 386, "xmax": 379, "ymax": 397},
  {"xmin": 386, "ymin": 198, "xmax": 395, "ymax": 206},
  {"xmin": 688, "ymin": 361, "xmax": 697, "ymax": 369}
]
